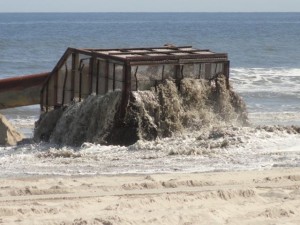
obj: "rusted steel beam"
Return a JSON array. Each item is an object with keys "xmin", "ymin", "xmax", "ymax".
[
  {"xmin": 129, "ymin": 59, "xmax": 228, "ymax": 66},
  {"xmin": 94, "ymin": 52, "xmax": 227, "ymax": 65},
  {"xmin": 0, "ymin": 72, "xmax": 49, "ymax": 109},
  {"xmin": 108, "ymin": 49, "xmax": 210, "ymax": 56},
  {"xmin": 83, "ymin": 46, "xmax": 193, "ymax": 52},
  {"xmin": 126, "ymin": 53, "xmax": 228, "ymax": 62}
]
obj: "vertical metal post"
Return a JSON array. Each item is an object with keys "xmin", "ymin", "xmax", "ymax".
[
  {"xmin": 113, "ymin": 63, "xmax": 116, "ymax": 91},
  {"xmin": 40, "ymin": 89, "xmax": 44, "ymax": 111},
  {"xmin": 180, "ymin": 65, "xmax": 184, "ymax": 79},
  {"xmin": 61, "ymin": 64, "xmax": 68, "ymax": 105},
  {"xmin": 89, "ymin": 56, "xmax": 96, "ymax": 94},
  {"xmin": 214, "ymin": 63, "xmax": 218, "ymax": 76},
  {"xmin": 205, "ymin": 63, "xmax": 211, "ymax": 80},
  {"xmin": 79, "ymin": 64, "xmax": 84, "ymax": 102},
  {"xmin": 89, "ymin": 58, "xmax": 93, "ymax": 94},
  {"xmin": 54, "ymin": 71, "xmax": 58, "ymax": 107},
  {"xmin": 198, "ymin": 64, "xmax": 202, "ymax": 79},
  {"xmin": 71, "ymin": 53, "xmax": 79, "ymax": 101},
  {"xmin": 161, "ymin": 65, "xmax": 165, "ymax": 80},
  {"xmin": 46, "ymin": 82, "xmax": 49, "ymax": 112},
  {"xmin": 134, "ymin": 66, "xmax": 138, "ymax": 91},
  {"xmin": 124, "ymin": 63, "xmax": 131, "ymax": 94},
  {"xmin": 120, "ymin": 63, "xmax": 131, "ymax": 119},
  {"xmin": 224, "ymin": 61, "xmax": 230, "ymax": 89},
  {"xmin": 105, "ymin": 60, "xmax": 109, "ymax": 93},
  {"xmin": 174, "ymin": 64, "xmax": 181, "ymax": 90},
  {"xmin": 96, "ymin": 60, "xmax": 100, "ymax": 95}
]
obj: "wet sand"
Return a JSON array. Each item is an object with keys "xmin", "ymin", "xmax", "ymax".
[{"xmin": 0, "ymin": 168, "xmax": 300, "ymax": 224}]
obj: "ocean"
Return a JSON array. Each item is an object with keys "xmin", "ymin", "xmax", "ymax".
[{"xmin": 0, "ymin": 13, "xmax": 300, "ymax": 177}]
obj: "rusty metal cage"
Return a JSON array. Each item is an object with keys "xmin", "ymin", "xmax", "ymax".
[{"xmin": 40, "ymin": 46, "xmax": 229, "ymax": 112}]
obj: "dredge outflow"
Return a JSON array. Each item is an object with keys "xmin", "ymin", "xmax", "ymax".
[{"xmin": 0, "ymin": 45, "xmax": 248, "ymax": 146}]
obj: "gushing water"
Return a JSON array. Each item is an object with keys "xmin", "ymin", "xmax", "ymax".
[
  {"xmin": 34, "ymin": 75, "xmax": 248, "ymax": 146},
  {"xmin": 0, "ymin": 76, "xmax": 298, "ymax": 177}
]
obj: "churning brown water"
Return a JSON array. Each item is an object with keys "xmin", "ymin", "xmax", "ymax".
[
  {"xmin": 34, "ymin": 75, "xmax": 249, "ymax": 146},
  {"xmin": 0, "ymin": 75, "xmax": 298, "ymax": 176}
]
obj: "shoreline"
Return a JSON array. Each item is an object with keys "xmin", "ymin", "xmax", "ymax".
[{"xmin": 0, "ymin": 167, "xmax": 300, "ymax": 224}]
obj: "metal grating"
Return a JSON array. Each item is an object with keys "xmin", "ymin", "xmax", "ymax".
[
  {"xmin": 40, "ymin": 45, "xmax": 230, "ymax": 112},
  {"xmin": 83, "ymin": 46, "xmax": 227, "ymax": 64}
]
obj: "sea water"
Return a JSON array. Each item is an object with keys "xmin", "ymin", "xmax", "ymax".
[{"xmin": 0, "ymin": 13, "xmax": 300, "ymax": 177}]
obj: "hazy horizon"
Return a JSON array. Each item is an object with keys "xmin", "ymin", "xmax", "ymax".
[
  {"xmin": 0, "ymin": 12, "xmax": 300, "ymax": 13},
  {"xmin": 0, "ymin": 0, "xmax": 299, "ymax": 13}
]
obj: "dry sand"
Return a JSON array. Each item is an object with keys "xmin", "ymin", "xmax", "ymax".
[{"xmin": 0, "ymin": 168, "xmax": 300, "ymax": 224}]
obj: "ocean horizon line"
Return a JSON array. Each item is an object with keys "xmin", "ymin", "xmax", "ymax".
[{"xmin": 0, "ymin": 11, "xmax": 299, "ymax": 14}]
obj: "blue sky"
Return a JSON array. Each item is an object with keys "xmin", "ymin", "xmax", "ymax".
[{"xmin": 0, "ymin": 0, "xmax": 299, "ymax": 12}]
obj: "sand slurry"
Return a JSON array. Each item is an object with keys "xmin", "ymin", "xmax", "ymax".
[{"xmin": 0, "ymin": 113, "xmax": 23, "ymax": 146}]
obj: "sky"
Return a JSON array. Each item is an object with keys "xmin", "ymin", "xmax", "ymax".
[{"xmin": 0, "ymin": 0, "xmax": 299, "ymax": 12}]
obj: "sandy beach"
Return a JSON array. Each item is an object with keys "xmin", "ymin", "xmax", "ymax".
[{"xmin": 0, "ymin": 168, "xmax": 299, "ymax": 224}]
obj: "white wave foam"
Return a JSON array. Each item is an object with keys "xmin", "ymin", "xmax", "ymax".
[
  {"xmin": 9, "ymin": 117, "xmax": 36, "ymax": 128},
  {"xmin": 6, "ymin": 117, "xmax": 37, "ymax": 138},
  {"xmin": 249, "ymin": 112, "xmax": 300, "ymax": 126},
  {"xmin": 230, "ymin": 67, "xmax": 300, "ymax": 94},
  {"xmin": 0, "ymin": 126, "xmax": 299, "ymax": 177},
  {"xmin": 230, "ymin": 67, "xmax": 300, "ymax": 124}
]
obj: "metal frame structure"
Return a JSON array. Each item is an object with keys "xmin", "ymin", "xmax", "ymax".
[{"xmin": 40, "ymin": 46, "xmax": 230, "ymax": 114}]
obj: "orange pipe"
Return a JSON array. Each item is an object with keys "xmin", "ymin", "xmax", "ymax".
[{"xmin": 0, "ymin": 72, "xmax": 50, "ymax": 109}]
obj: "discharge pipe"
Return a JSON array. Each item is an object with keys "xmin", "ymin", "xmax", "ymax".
[{"xmin": 0, "ymin": 72, "xmax": 50, "ymax": 109}]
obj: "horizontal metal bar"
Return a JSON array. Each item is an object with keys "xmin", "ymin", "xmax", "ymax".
[
  {"xmin": 71, "ymin": 48, "xmax": 123, "ymax": 63},
  {"xmin": 108, "ymin": 49, "xmax": 211, "ymax": 56},
  {"xmin": 83, "ymin": 46, "xmax": 193, "ymax": 52},
  {"xmin": 129, "ymin": 60, "xmax": 179, "ymax": 66},
  {"xmin": 129, "ymin": 59, "xmax": 229, "ymax": 66},
  {"xmin": 127, "ymin": 53, "xmax": 228, "ymax": 62},
  {"xmin": 178, "ymin": 59, "xmax": 229, "ymax": 64}
]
